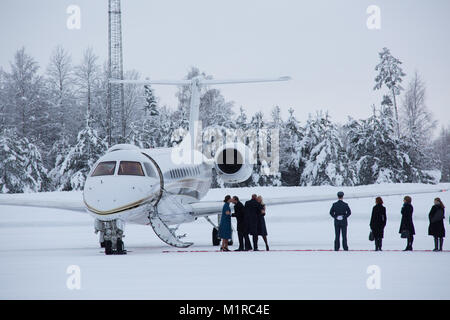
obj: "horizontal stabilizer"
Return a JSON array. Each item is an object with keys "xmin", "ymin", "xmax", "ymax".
[
  {"xmin": 109, "ymin": 79, "xmax": 192, "ymax": 85},
  {"xmin": 201, "ymin": 76, "xmax": 292, "ymax": 85}
]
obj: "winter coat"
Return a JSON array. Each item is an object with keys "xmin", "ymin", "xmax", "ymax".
[
  {"xmin": 330, "ymin": 200, "xmax": 351, "ymax": 226},
  {"xmin": 370, "ymin": 204, "xmax": 387, "ymax": 238},
  {"xmin": 428, "ymin": 205, "xmax": 446, "ymax": 238},
  {"xmin": 399, "ymin": 203, "xmax": 415, "ymax": 236},
  {"xmin": 244, "ymin": 199, "xmax": 263, "ymax": 236},
  {"xmin": 218, "ymin": 202, "xmax": 232, "ymax": 239},
  {"xmin": 257, "ymin": 204, "xmax": 268, "ymax": 236},
  {"xmin": 232, "ymin": 201, "xmax": 246, "ymax": 233}
]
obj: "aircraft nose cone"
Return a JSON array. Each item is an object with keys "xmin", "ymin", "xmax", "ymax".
[{"xmin": 84, "ymin": 176, "xmax": 154, "ymax": 214}]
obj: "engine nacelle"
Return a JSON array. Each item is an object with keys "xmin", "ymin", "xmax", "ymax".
[{"xmin": 214, "ymin": 143, "xmax": 254, "ymax": 183}]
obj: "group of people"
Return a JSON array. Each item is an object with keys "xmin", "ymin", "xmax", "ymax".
[
  {"xmin": 218, "ymin": 191, "xmax": 447, "ymax": 252},
  {"xmin": 219, "ymin": 194, "xmax": 269, "ymax": 252},
  {"xmin": 331, "ymin": 191, "xmax": 446, "ymax": 251}
]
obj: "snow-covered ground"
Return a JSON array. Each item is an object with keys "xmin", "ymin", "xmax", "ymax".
[{"xmin": 1, "ymin": 183, "xmax": 450, "ymax": 299}]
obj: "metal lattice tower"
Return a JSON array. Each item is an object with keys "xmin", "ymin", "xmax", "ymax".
[{"xmin": 107, "ymin": 0, "xmax": 125, "ymax": 145}]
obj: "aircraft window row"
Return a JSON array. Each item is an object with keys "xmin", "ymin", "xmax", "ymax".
[
  {"xmin": 92, "ymin": 161, "xmax": 150, "ymax": 177},
  {"xmin": 169, "ymin": 166, "xmax": 201, "ymax": 179}
]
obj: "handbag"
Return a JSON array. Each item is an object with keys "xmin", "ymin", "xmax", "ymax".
[
  {"xmin": 401, "ymin": 230, "xmax": 410, "ymax": 239},
  {"xmin": 369, "ymin": 231, "xmax": 374, "ymax": 241}
]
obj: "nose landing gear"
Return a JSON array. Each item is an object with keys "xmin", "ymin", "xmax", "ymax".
[{"xmin": 95, "ymin": 219, "xmax": 127, "ymax": 255}]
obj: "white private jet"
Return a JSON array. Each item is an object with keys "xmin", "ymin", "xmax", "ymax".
[{"xmin": 0, "ymin": 75, "xmax": 447, "ymax": 254}]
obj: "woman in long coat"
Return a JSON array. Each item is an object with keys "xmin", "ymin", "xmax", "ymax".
[
  {"xmin": 428, "ymin": 198, "xmax": 445, "ymax": 251},
  {"xmin": 399, "ymin": 196, "xmax": 415, "ymax": 251},
  {"xmin": 219, "ymin": 195, "xmax": 233, "ymax": 251},
  {"xmin": 256, "ymin": 196, "xmax": 269, "ymax": 251},
  {"xmin": 370, "ymin": 197, "xmax": 387, "ymax": 251}
]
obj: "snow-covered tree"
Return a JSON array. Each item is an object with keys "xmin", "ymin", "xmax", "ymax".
[
  {"xmin": 299, "ymin": 112, "xmax": 353, "ymax": 186},
  {"xmin": 435, "ymin": 126, "xmax": 450, "ymax": 182},
  {"xmin": 143, "ymin": 84, "xmax": 158, "ymax": 116},
  {"xmin": 74, "ymin": 47, "xmax": 101, "ymax": 131},
  {"xmin": 46, "ymin": 46, "xmax": 80, "ymax": 167},
  {"xmin": 0, "ymin": 129, "xmax": 49, "ymax": 193},
  {"xmin": 374, "ymin": 47, "xmax": 406, "ymax": 137},
  {"xmin": 346, "ymin": 105, "xmax": 435, "ymax": 184},
  {"xmin": 51, "ymin": 124, "xmax": 107, "ymax": 191},
  {"xmin": 279, "ymin": 108, "xmax": 303, "ymax": 186},
  {"xmin": 400, "ymin": 72, "xmax": 437, "ymax": 170},
  {"xmin": 200, "ymin": 88, "xmax": 234, "ymax": 128},
  {"xmin": 2, "ymin": 47, "xmax": 52, "ymax": 144}
]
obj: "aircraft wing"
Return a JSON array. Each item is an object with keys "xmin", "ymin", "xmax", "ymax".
[
  {"xmin": 190, "ymin": 185, "xmax": 449, "ymax": 217},
  {"xmin": 0, "ymin": 192, "xmax": 86, "ymax": 213}
]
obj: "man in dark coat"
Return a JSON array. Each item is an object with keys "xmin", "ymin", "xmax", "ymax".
[
  {"xmin": 399, "ymin": 196, "xmax": 415, "ymax": 251},
  {"xmin": 232, "ymin": 196, "xmax": 252, "ymax": 251},
  {"xmin": 329, "ymin": 191, "xmax": 351, "ymax": 251},
  {"xmin": 370, "ymin": 197, "xmax": 387, "ymax": 251},
  {"xmin": 244, "ymin": 194, "xmax": 262, "ymax": 251}
]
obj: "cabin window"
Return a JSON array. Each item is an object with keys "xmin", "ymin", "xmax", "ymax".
[
  {"xmin": 144, "ymin": 162, "xmax": 157, "ymax": 178},
  {"xmin": 92, "ymin": 161, "xmax": 116, "ymax": 177},
  {"xmin": 118, "ymin": 161, "xmax": 145, "ymax": 176}
]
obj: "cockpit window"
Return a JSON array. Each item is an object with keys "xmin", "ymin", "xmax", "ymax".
[
  {"xmin": 92, "ymin": 161, "xmax": 116, "ymax": 177},
  {"xmin": 118, "ymin": 161, "xmax": 145, "ymax": 176}
]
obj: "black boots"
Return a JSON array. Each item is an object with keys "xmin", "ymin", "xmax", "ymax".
[
  {"xmin": 404, "ymin": 236, "xmax": 413, "ymax": 251},
  {"xmin": 253, "ymin": 236, "xmax": 259, "ymax": 251},
  {"xmin": 433, "ymin": 237, "xmax": 439, "ymax": 252},
  {"xmin": 433, "ymin": 237, "xmax": 444, "ymax": 251}
]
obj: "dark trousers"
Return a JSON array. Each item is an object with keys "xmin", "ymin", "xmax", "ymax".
[
  {"xmin": 237, "ymin": 231, "xmax": 252, "ymax": 250},
  {"xmin": 334, "ymin": 223, "xmax": 348, "ymax": 251}
]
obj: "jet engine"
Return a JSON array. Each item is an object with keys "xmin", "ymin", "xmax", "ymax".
[{"xmin": 214, "ymin": 143, "xmax": 254, "ymax": 183}]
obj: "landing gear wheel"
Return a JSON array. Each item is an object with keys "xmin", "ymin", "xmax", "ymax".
[
  {"xmin": 116, "ymin": 239, "xmax": 126, "ymax": 255},
  {"xmin": 212, "ymin": 228, "xmax": 220, "ymax": 246},
  {"xmin": 104, "ymin": 240, "xmax": 113, "ymax": 255}
]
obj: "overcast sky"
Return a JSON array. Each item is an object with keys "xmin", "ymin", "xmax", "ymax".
[{"xmin": 1, "ymin": 0, "xmax": 449, "ymax": 127}]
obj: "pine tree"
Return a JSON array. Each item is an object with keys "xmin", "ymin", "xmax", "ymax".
[
  {"xmin": 279, "ymin": 108, "xmax": 303, "ymax": 186},
  {"xmin": 299, "ymin": 112, "xmax": 352, "ymax": 186},
  {"xmin": 0, "ymin": 129, "xmax": 49, "ymax": 193},
  {"xmin": 345, "ymin": 105, "xmax": 434, "ymax": 184},
  {"xmin": 435, "ymin": 126, "xmax": 450, "ymax": 182},
  {"xmin": 52, "ymin": 118, "xmax": 107, "ymax": 191},
  {"xmin": 143, "ymin": 84, "xmax": 158, "ymax": 116},
  {"xmin": 374, "ymin": 47, "xmax": 406, "ymax": 137}
]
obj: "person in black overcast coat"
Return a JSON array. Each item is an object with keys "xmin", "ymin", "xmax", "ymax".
[
  {"xmin": 232, "ymin": 196, "xmax": 252, "ymax": 251},
  {"xmin": 244, "ymin": 194, "xmax": 263, "ymax": 251},
  {"xmin": 370, "ymin": 197, "xmax": 387, "ymax": 251},
  {"xmin": 428, "ymin": 198, "xmax": 446, "ymax": 251},
  {"xmin": 399, "ymin": 196, "xmax": 415, "ymax": 251}
]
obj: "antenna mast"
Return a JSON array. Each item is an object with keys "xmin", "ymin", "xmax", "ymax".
[{"xmin": 108, "ymin": 0, "xmax": 125, "ymax": 145}]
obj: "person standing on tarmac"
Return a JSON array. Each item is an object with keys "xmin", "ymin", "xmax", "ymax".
[
  {"xmin": 231, "ymin": 196, "xmax": 252, "ymax": 251},
  {"xmin": 245, "ymin": 194, "xmax": 263, "ymax": 251},
  {"xmin": 370, "ymin": 197, "xmax": 387, "ymax": 251},
  {"xmin": 329, "ymin": 191, "xmax": 352, "ymax": 251}
]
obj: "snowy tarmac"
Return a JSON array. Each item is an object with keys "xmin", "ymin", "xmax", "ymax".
[{"xmin": 1, "ymin": 184, "xmax": 450, "ymax": 299}]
